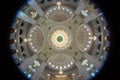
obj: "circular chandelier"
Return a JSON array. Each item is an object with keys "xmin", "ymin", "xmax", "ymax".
[{"xmin": 9, "ymin": 0, "xmax": 111, "ymax": 80}]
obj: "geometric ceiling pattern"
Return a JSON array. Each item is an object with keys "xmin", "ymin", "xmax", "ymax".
[{"xmin": 9, "ymin": 0, "xmax": 111, "ymax": 80}]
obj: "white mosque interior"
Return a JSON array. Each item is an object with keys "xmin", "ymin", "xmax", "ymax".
[{"xmin": 9, "ymin": 0, "xmax": 111, "ymax": 80}]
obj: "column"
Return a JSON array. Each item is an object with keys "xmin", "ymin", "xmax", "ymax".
[
  {"xmin": 28, "ymin": 0, "xmax": 44, "ymax": 16},
  {"xmin": 84, "ymin": 53, "xmax": 100, "ymax": 67},
  {"xmin": 75, "ymin": 61, "xmax": 90, "ymax": 80},
  {"xmin": 17, "ymin": 11, "xmax": 36, "ymax": 25},
  {"xmin": 19, "ymin": 54, "xmax": 38, "ymax": 71},
  {"xmin": 74, "ymin": 1, "xmax": 86, "ymax": 15},
  {"xmin": 84, "ymin": 12, "xmax": 103, "ymax": 23},
  {"xmin": 31, "ymin": 62, "xmax": 47, "ymax": 80}
]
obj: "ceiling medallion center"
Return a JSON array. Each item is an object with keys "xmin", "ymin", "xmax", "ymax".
[{"xmin": 57, "ymin": 36, "xmax": 63, "ymax": 42}]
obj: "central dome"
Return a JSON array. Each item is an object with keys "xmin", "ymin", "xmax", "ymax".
[
  {"xmin": 51, "ymin": 30, "xmax": 70, "ymax": 49},
  {"xmin": 47, "ymin": 25, "xmax": 73, "ymax": 51}
]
